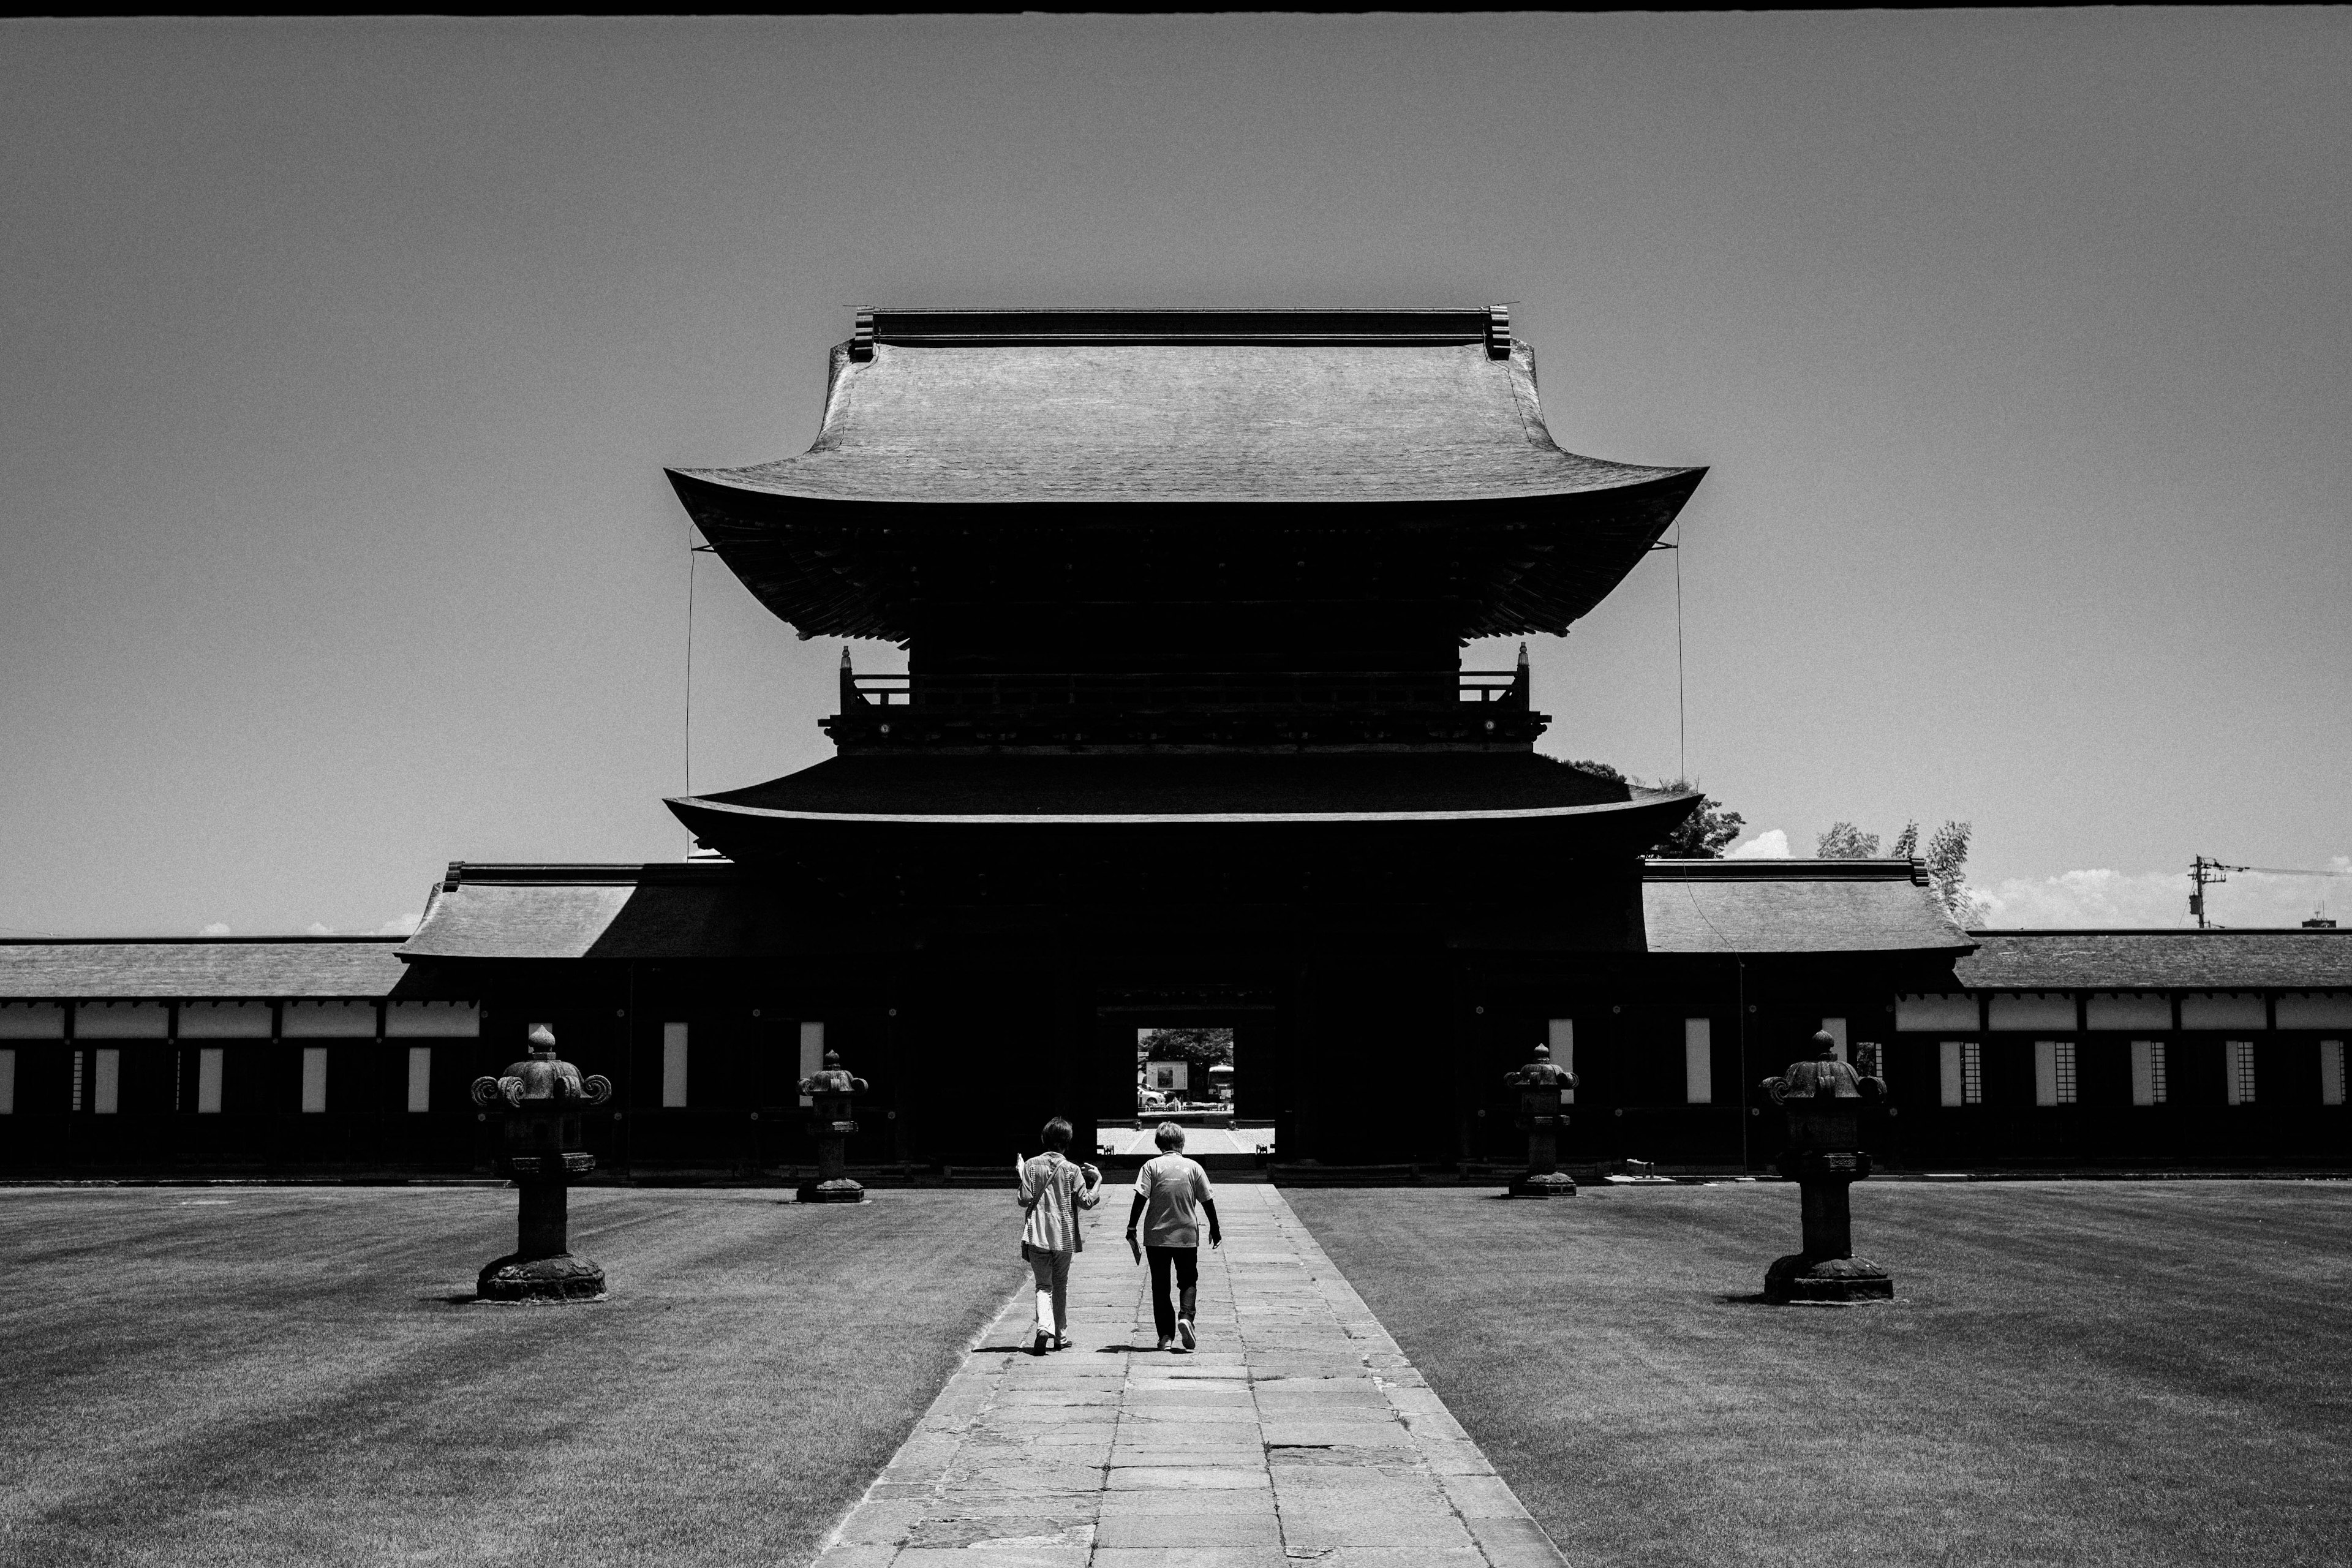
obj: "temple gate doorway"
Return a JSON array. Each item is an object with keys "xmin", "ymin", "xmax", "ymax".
[{"xmin": 1091, "ymin": 1008, "xmax": 1278, "ymax": 1161}]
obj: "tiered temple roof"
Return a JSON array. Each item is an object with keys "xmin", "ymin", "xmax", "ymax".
[{"xmin": 661, "ymin": 306, "xmax": 1710, "ymax": 854}]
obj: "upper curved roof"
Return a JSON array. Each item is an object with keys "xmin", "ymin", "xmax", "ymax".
[{"xmin": 670, "ymin": 309, "xmax": 1699, "ymax": 506}]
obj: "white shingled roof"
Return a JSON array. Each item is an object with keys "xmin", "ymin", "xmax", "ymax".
[{"xmin": 679, "ymin": 340, "xmax": 1690, "ymax": 505}]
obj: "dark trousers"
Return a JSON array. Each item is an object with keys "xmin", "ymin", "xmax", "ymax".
[{"xmin": 1145, "ymin": 1245, "xmax": 1199, "ymax": 1340}]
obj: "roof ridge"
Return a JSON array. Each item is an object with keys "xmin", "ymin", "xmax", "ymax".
[
  {"xmin": 0, "ymin": 935, "xmax": 408, "ymax": 946},
  {"xmin": 1968, "ymin": 927, "xmax": 2350, "ymax": 936},
  {"xmin": 859, "ymin": 306, "xmax": 1509, "ymax": 354},
  {"xmin": 1643, "ymin": 858, "xmax": 1932, "ymax": 884}
]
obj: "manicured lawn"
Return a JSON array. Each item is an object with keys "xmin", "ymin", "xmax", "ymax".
[
  {"xmin": 1284, "ymin": 1180, "xmax": 2351, "ymax": 1568},
  {"xmin": 0, "ymin": 1187, "xmax": 1017, "ymax": 1568}
]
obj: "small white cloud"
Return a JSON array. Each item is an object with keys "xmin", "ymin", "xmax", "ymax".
[
  {"xmin": 198, "ymin": 921, "xmax": 232, "ymax": 937},
  {"xmin": 305, "ymin": 922, "xmax": 336, "ymax": 936},
  {"xmin": 1975, "ymin": 869, "xmax": 2184, "ymax": 928},
  {"xmin": 1726, "ymin": 829, "xmax": 1792, "ymax": 859},
  {"xmin": 376, "ymin": 913, "xmax": 422, "ymax": 936}
]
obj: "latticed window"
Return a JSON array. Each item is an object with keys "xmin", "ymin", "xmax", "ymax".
[
  {"xmin": 1852, "ymin": 1041, "xmax": 1883, "ymax": 1081},
  {"xmin": 2226, "ymin": 1040, "xmax": 2258, "ymax": 1106},
  {"xmin": 1939, "ymin": 1041, "xmax": 1981, "ymax": 1106},
  {"xmin": 2132, "ymin": 1040, "xmax": 2168, "ymax": 1105},
  {"xmin": 2035, "ymin": 1040, "xmax": 2077, "ymax": 1106}
]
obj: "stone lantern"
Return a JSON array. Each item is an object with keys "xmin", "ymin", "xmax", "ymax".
[
  {"xmin": 798, "ymin": 1047, "xmax": 870, "ymax": 1204},
  {"xmin": 1502, "ymin": 1043, "xmax": 1578, "ymax": 1197},
  {"xmin": 470, "ymin": 1023, "xmax": 612, "ymax": 1300},
  {"xmin": 1757, "ymin": 1030, "xmax": 1894, "ymax": 1302}
]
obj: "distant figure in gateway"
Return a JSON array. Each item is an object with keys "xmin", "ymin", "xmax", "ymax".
[{"xmin": 1016, "ymin": 1117, "xmax": 1103, "ymax": 1357}]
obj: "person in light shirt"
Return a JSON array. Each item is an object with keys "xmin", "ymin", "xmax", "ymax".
[
  {"xmin": 1016, "ymin": 1116, "xmax": 1102, "ymax": 1356},
  {"xmin": 1125, "ymin": 1121, "xmax": 1222, "ymax": 1353}
]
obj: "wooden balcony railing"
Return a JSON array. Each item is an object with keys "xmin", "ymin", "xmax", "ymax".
[{"xmin": 837, "ymin": 668, "xmax": 1529, "ymax": 714}]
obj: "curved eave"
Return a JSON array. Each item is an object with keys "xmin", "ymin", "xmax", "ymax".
[
  {"xmin": 666, "ymin": 461, "xmax": 1702, "ymax": 510},
  {"xmin": 667, "ymin": 788, "xmax": 1700, "ymax": 864},
  {"xmin": 671, "ymin": 793, "xmax": 1696, "ymax": 828},
  {"xmin": 665, "ymin": 467, "xmax": 1706, "ymax": 643}
]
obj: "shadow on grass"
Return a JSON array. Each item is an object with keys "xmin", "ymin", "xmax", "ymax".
[
  {"xmin": 1717, "ymin": 1292, "xmax": 1907, "ymax": 1308},
  {"xmin": 1285, "ymin": 1183, "xmax": 2352, "ymax": 1568},
  {"xmin": 1479, "ymin": 1191, "xmax": 1624, "ymax": 1202},
  {"xmin": 0, "ymin": 1186, "xmax": 1022, "ymax": 1568}
]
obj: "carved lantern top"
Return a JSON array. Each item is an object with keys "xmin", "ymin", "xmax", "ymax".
[
  {"xmin": 1504, "ymin": 1043, "xmax": 1579, "ymax": 1091},
  {"xmin": 1762, "ymin": 1031, "xmax": 1883, "ymax": 1106},
  {"xmin": 471, "ymin": 1023, "xmax": 614, "ymax": 1109},
  {"xmin": 799, "ymin": 1047, "xmax": 869, "ymax": 1099}
]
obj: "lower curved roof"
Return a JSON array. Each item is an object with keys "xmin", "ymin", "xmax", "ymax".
[
  {"xmin": 394, "ymin": 857, "xmax": 1967, "ymax": 962},
  {"xmin": 667, "ymin": 752, "xmax": 1684, "ymax": 828}
]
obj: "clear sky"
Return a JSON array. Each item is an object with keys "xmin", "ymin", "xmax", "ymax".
[{"xmin": 3, "ymin": 12, "xmax": 2346, "ymax": 938}]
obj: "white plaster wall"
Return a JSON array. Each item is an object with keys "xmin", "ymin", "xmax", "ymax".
[{"xmin": 2182, "ymin": 993, "xmax": 2266, "ymax": 1030}]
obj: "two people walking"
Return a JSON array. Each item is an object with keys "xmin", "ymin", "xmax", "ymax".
[{"xmin": 1017, "ymin": 1117, "xmax": 1221, "ymax": 1356}]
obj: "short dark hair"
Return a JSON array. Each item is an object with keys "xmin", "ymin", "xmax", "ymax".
[
  {"xmin": 1041, "ymin": 1116, "xmax": 1074, "ymax": 1150},
  {"xmin": 1155, "ymin": 1120, "xmax": 1185, "ymax": 1152}
]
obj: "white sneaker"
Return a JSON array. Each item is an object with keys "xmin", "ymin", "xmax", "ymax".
[
  {"xmin": 1157, "ymin": 1336, "xmax": 1174, "ymax": 1352},
  {"xmin": 1176, "ymin": 1319, "xmax": 1196, "ymax": 1351}
]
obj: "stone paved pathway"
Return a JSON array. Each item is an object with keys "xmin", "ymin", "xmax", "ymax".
[{"xmin": 810, "ymin": 1183, "xmax": 1566, "ymax": 1567}]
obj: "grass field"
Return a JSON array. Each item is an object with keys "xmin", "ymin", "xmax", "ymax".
[
  {"xmin": 1284, "ymin": 1180, "xmax": 2352, "ymax": 1568},
  {"xmin": 0, "ymin": 1186, "xmax": 1017, "ymax": 1568}
]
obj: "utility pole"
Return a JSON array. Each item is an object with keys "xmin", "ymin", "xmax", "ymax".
[
  {"xmin": 2189, "ymin": 858, "xmax": 2352, "ymax": 927},
  {"xmin": 2190, "ymin": 856, "xmax": 2248, "ymax": 928}
]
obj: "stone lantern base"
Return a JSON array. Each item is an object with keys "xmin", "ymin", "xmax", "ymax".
[
  {"xmin": 478, "ymin": 1251, "xmax": 608, "ymax": 1302},
  {"xmin": 1763, "ymin": 1254, "xmax": 1893, "ymax": 1304},
  {"xmin": 797, "ymin": 1177, "xmax": 867, "ymax": 1204},
  {"xmin": 1506, "ymin": 1170, "xmax": 1578, "ymax": 1199}
]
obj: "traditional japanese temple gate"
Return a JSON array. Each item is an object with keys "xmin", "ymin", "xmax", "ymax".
[
  {"xmin": 4, "ymin": 307, "xmax": 2346, "ymax": 1175},
  {"xmin": 391, "ymin": 307, "xmax": 1974, "ymax": 1167}
]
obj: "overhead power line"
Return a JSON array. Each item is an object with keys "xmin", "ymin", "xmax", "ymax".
[{"xmin": 2190, "ymin": 855, "xmax": 2349, "ymax": 929}]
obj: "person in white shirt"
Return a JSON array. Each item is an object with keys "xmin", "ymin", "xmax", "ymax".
[
  {"xmin": 1124, "ymin": 1121, "xmax": 1222, "ymax": 1353},
  {"xmin": 1016, "ymin": 1116, "xmax": 1102, "ymax": 1355}
]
